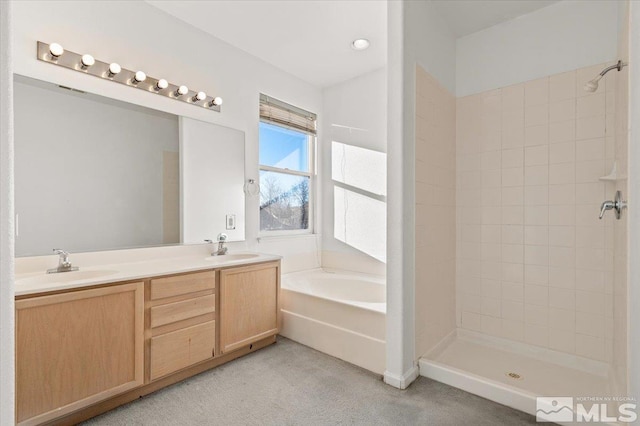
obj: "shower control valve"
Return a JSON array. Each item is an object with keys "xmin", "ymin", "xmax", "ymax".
[{"xmin": 599, "ymin": 190, "xmax": 626, "ymax": 220}]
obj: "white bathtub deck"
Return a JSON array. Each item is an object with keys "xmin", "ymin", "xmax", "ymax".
[{"xmin": 419, "ymin": 330, "xmax": 611, "ymax": 417}]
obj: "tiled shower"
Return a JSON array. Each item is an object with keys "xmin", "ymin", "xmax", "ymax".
[
  {"xmin": 415, "ymin": 3, "xmax": 629, "ymax": 410},
  {"xmin": 456, "ymin": 63, "xmax": 618, "ymax": 361}
]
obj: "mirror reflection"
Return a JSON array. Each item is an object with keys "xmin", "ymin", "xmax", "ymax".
[{"xmin": 14, "ymin": 76, "xmax": 245, "ymax": 256}]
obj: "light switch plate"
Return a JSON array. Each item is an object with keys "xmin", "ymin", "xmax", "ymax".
[{"xmin": 226, "ymin": 214, "xmax": 236, "ymax": 230}]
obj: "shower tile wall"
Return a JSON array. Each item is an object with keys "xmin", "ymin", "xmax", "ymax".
[
  {"xmin": 415, "ymin": 65, "xmax": 457, "ymax": 357},
  {"xmin": 456, "ymin": 64, "xmax": 616, "ymax": 361}
]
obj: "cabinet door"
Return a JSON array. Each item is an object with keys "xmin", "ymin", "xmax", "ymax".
[
  {"xmin": 150, "ymin": 320, "xmax": 216, "ymax": 380},
  {"xmin": 16, "ymin": 283, "xmax": 144, "ymax": 425},
  {"xmin": 219, "ymin": 262, "xmax": 279, "ymax": 353}
]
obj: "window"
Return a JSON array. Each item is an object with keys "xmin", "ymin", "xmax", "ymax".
[{"xmin": 259, "ymin": 94, "xmax": 316, "ymax": 234}]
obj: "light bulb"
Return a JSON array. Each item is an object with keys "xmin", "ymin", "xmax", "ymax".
[
  {"xmin": 80, "ymin": 54, "xmax": 95, "ymax": 69},
  {"xmin": 132, "ymin": 71, "xmax": 146, "ymax": 84},
  {"xmin": 192, "ymin": 91, "xmax": 206, "ymax": 102},
  {"xmin": 209, "ymin": 97, "xmax": 223, "ymax": 107},
  {"xmin": 107, "ymin": 63, "xmax": 121, "ymax": 77},
  {"xmin": 155, "ymin": 79, "xmax": 168, "ymax": 91},
  {"xmin": 351, "ymin": 38, "xmax": 370, "ymax": 50},
  {"xmin": 175, "ymin": 85, "xmax": 189, "ymax": 97},
  {"xmin": 49, "ymin": 43, "xmax": 64, "ymax": 58}
]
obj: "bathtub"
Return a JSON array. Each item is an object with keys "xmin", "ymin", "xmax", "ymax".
[{"xmin": 280, "ymin": 269, "xmax": 386, "ymax": 374}]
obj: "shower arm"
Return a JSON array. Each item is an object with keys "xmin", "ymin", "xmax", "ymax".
[{"xmin": 599, "ymin": 60, "xmax": 627, "ymax": 77}]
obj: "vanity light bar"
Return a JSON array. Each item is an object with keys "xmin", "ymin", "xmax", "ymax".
[{"xmin": 36, "ymin": 41, "xmax": 222, "ymax": 112}]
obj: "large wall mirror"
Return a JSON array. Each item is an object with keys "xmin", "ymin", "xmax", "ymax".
[{"xmin": 14, "ymin": 75, "xmax": 245, "ymax": 257}]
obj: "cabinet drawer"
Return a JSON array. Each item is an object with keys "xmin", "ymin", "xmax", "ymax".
[
  {"xmin": 150, "ymin": 271, "xmax": 215, "ymax": 300},
  {"xmin": 150, "ymin": 320, "xmax": 215, "ymax": 380},
  {"xmin": 151, "ymin": 294, "xmax": 215, "ymax": 328}
]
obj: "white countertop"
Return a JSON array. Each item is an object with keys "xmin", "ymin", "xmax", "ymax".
[{"xmin": 15, "ymin": 252, "xmax": 281, "ymax": 296}]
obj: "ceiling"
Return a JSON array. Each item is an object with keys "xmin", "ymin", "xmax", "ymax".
[
  {"xmin": 147, "ymin": 1, "xmax": 387, "ymax": 88},
  {"xmin": 432, "ymin": 0, "xmax": 560, "ymax": 38},
  {"xmin": 148, "ymin": 1, "xmax": 561, "ymax": 88}
]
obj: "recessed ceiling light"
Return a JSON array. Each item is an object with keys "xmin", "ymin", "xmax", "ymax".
[{"xmin": 351, "ymin": 38, "xmax": 370, "ymax": 51}]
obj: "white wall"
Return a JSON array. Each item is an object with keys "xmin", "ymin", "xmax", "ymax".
[
  {"xmin": 11, "ymin": 0, "xmax": 323, "ymax": 271},
  {"xmin": 406, "ymin": 0, "xmax": 457, "ymax": 95},
  {"xmin": 385, "ymin": 0, "xmax": 411, "ymax": 389},
  {"xmin": 322, "ymin": 67, "xmax": 387, "ymax": 274},
  {"xmin": 385, "ymin": 0, "xmax": 456, "ymax": 389},
  {"xmin": 14, "ymin": 80, "xmax": 179, "ymax": 256},
  {"xmin": 456, "ymin": 0, "xmax": 619, "ymax": 97},
  {"xmin": 0, "ymin": 1, "xmax": 14, "ymax": 423}
]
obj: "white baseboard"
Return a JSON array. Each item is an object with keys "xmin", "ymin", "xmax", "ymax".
[{"xmin": 384, "ymin": 365, "xmax": 420, "ymax": 389}]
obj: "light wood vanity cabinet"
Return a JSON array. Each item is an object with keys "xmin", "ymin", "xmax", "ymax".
[
  {"xmin": 220, "ymin": 262, "xmax": 280, "ymax": 353},
  {"xmin": 148, "ymin": 271, "xmax": 216, "ymax": 381},
  {"xmin": 16, "ymin": 260, "xmax": 280, "ymax": 425},
  {"xmin": 15, "ymin": 282, "xmax": 144, "ymax": 426}
]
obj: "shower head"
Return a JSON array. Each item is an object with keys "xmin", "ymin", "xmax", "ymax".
[
  {"xmin": 583, "ymin": 60, "xmax": 627, "ymax": 92},
  {"xmin": 584, "ymin": 75, "xmax": 603, "ymax": 93}
]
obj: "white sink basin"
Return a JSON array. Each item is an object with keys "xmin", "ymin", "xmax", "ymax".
[
  {"xmin": 204, "ymin": 253, "xmax": 259, "ymax": 262},
  {"xmin": 16, "ymin": 270, "xmax": 119, "ymax": 286}
]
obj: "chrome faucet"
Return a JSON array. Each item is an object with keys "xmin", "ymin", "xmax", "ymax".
[
  {"xmin": 205, "ymin": 233, "xmax": 228, "ymax": 256},
  {"xmin": 215, "ymin": 233, "xmax": 228, "ymax": 255},
  {"xmin": 47, "ymin": 249, "xmax": 79, "ymax": 274},
  {"xmin": 599, "ymin": 190, "xmax": 627, "ymax": 220}
]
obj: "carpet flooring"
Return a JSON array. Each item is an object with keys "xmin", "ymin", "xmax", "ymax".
[{"xmin": 82, "ymin": 337, "xmax": 538, "ymax": 425}]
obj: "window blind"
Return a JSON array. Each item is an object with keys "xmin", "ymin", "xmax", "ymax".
[{"xmin": 259, "ymin": 94, "xmax": 317, "ymax": 135}]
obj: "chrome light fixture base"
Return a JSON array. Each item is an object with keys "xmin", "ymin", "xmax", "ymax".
[{"xmin": 37, "ymin": 41, "xmax": 222, "ymax": 112}]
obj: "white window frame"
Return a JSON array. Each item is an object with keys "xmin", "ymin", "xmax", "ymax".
[{"xmin": 258, "ymin": 120, "xmax": 316, "ymax": 237}]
